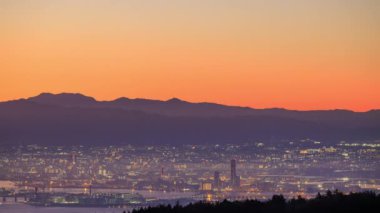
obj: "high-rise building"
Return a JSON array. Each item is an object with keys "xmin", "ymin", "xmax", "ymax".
[
  {"xmin": 213, "ymin": 171, "xmax": 221, "ymax": 190},
  {"xmin": 230, "ymin": 159, "xmax": 240, "ymax": 188},
  {"xmin": 231, "ymin": 159, "xmax": 236, "ymax": 185},
  {"xmin": 71, "ymin": 152, "xmax": 77, "ymax": 165}
]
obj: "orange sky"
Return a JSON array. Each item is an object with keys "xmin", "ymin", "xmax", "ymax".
[{"xmin": 1, "ymin": 0, "xmax": 379, "ymax": 111}]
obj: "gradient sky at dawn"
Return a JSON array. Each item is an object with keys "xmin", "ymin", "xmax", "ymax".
[{"xmin": 1, "ymin": 0, "xmax": 379, "ymax": 111}]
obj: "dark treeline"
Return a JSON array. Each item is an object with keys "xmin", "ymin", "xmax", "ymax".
[{"xmin": 128, "ymin": 191, "xmax": 379, "ymax": 213}]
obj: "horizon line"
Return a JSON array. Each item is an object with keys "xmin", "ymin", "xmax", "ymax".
[{"xmin": 1, "ymin": 92, "xmax": 379, "ymax": 113}]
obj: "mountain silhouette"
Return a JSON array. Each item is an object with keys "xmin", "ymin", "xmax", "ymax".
[{"xmin": 0, "ymin": 92, "xmax": 379, "ymax": 146}]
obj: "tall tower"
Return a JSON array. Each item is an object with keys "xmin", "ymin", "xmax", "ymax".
[
  {"xmin": 213, "ymin": 171, "xmax": 221, "ymax": 190},
  {"xmin": 230, "ymin": 159, "xmax": 236, "ymax": 186},
  {"xmin": 71, "ymin": 152, "xmax": 77, "ymax": 165}
]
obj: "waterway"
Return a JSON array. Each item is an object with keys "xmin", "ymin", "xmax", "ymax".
[{"xmin": 0, "ymin": 203, "xmax": 129, "ymax": 213}]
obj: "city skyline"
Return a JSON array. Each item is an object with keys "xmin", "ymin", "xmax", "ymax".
[{"xmin": 1, "ymin": 141, "xmax": 379, "ymax": 202}]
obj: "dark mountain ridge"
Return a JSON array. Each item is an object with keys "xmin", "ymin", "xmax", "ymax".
[{"xmin": 0, "ymin": 93, "xmax": 379, "ymax": 146}]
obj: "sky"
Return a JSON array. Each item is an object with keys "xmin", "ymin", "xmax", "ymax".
[{"xmin": 1, "ymin": 0, "xmax": 379, "ymax": 111}]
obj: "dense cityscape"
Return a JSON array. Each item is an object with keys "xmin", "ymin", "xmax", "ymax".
[
  {"xmin": 0, "ymin": 139, "xmax": 379, "ymax": 208},
  {"xmin": 2, "ymin": 0, "xmax": 380, "ymax": 212}
]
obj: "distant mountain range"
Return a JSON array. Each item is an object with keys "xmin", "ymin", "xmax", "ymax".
[{"xmin": 0, "ymin": 93, "xmax": 379, "ymax": 146}]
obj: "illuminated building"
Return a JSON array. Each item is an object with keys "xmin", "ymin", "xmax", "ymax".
[
  {"xmin": 213, "ymin": 171, "xmax": 221, "ymax": 190},
  {"xmin": 230, "ymin": 159, "xmax": 240, "ymax": 188}
]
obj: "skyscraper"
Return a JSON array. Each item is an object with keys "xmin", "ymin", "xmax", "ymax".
[
  {"xmin": 213, "ymin": 171, "xmax": 221, "ymax": 190},
  {"xmin": 231, "ymin": 159, "xmax": 236, "ymax": 186},
  {"xmin": 71, "ymin": 152, "xmax": 77, "ymax": 165},
  {"xmin": 230, "ymin": 159, "xmax": 240, "ymax": 188}
]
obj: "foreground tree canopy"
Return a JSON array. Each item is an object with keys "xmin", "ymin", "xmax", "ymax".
[{"xmin": 129, "ymin": 191, "xmax": 379, "ymax": 213}]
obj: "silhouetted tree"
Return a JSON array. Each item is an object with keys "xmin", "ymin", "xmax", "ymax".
[{"xmin": 131, "ymin": 191, "xmax": 379, "ymax": 213}]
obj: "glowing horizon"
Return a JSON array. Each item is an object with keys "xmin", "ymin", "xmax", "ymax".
[
  {"xmin": 1, "ymin": 0, "xmax": 379, "ymax": 111},
  {"xmin": 1, "ymin": 91, "xmax": 378, "ymax": 113}
]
